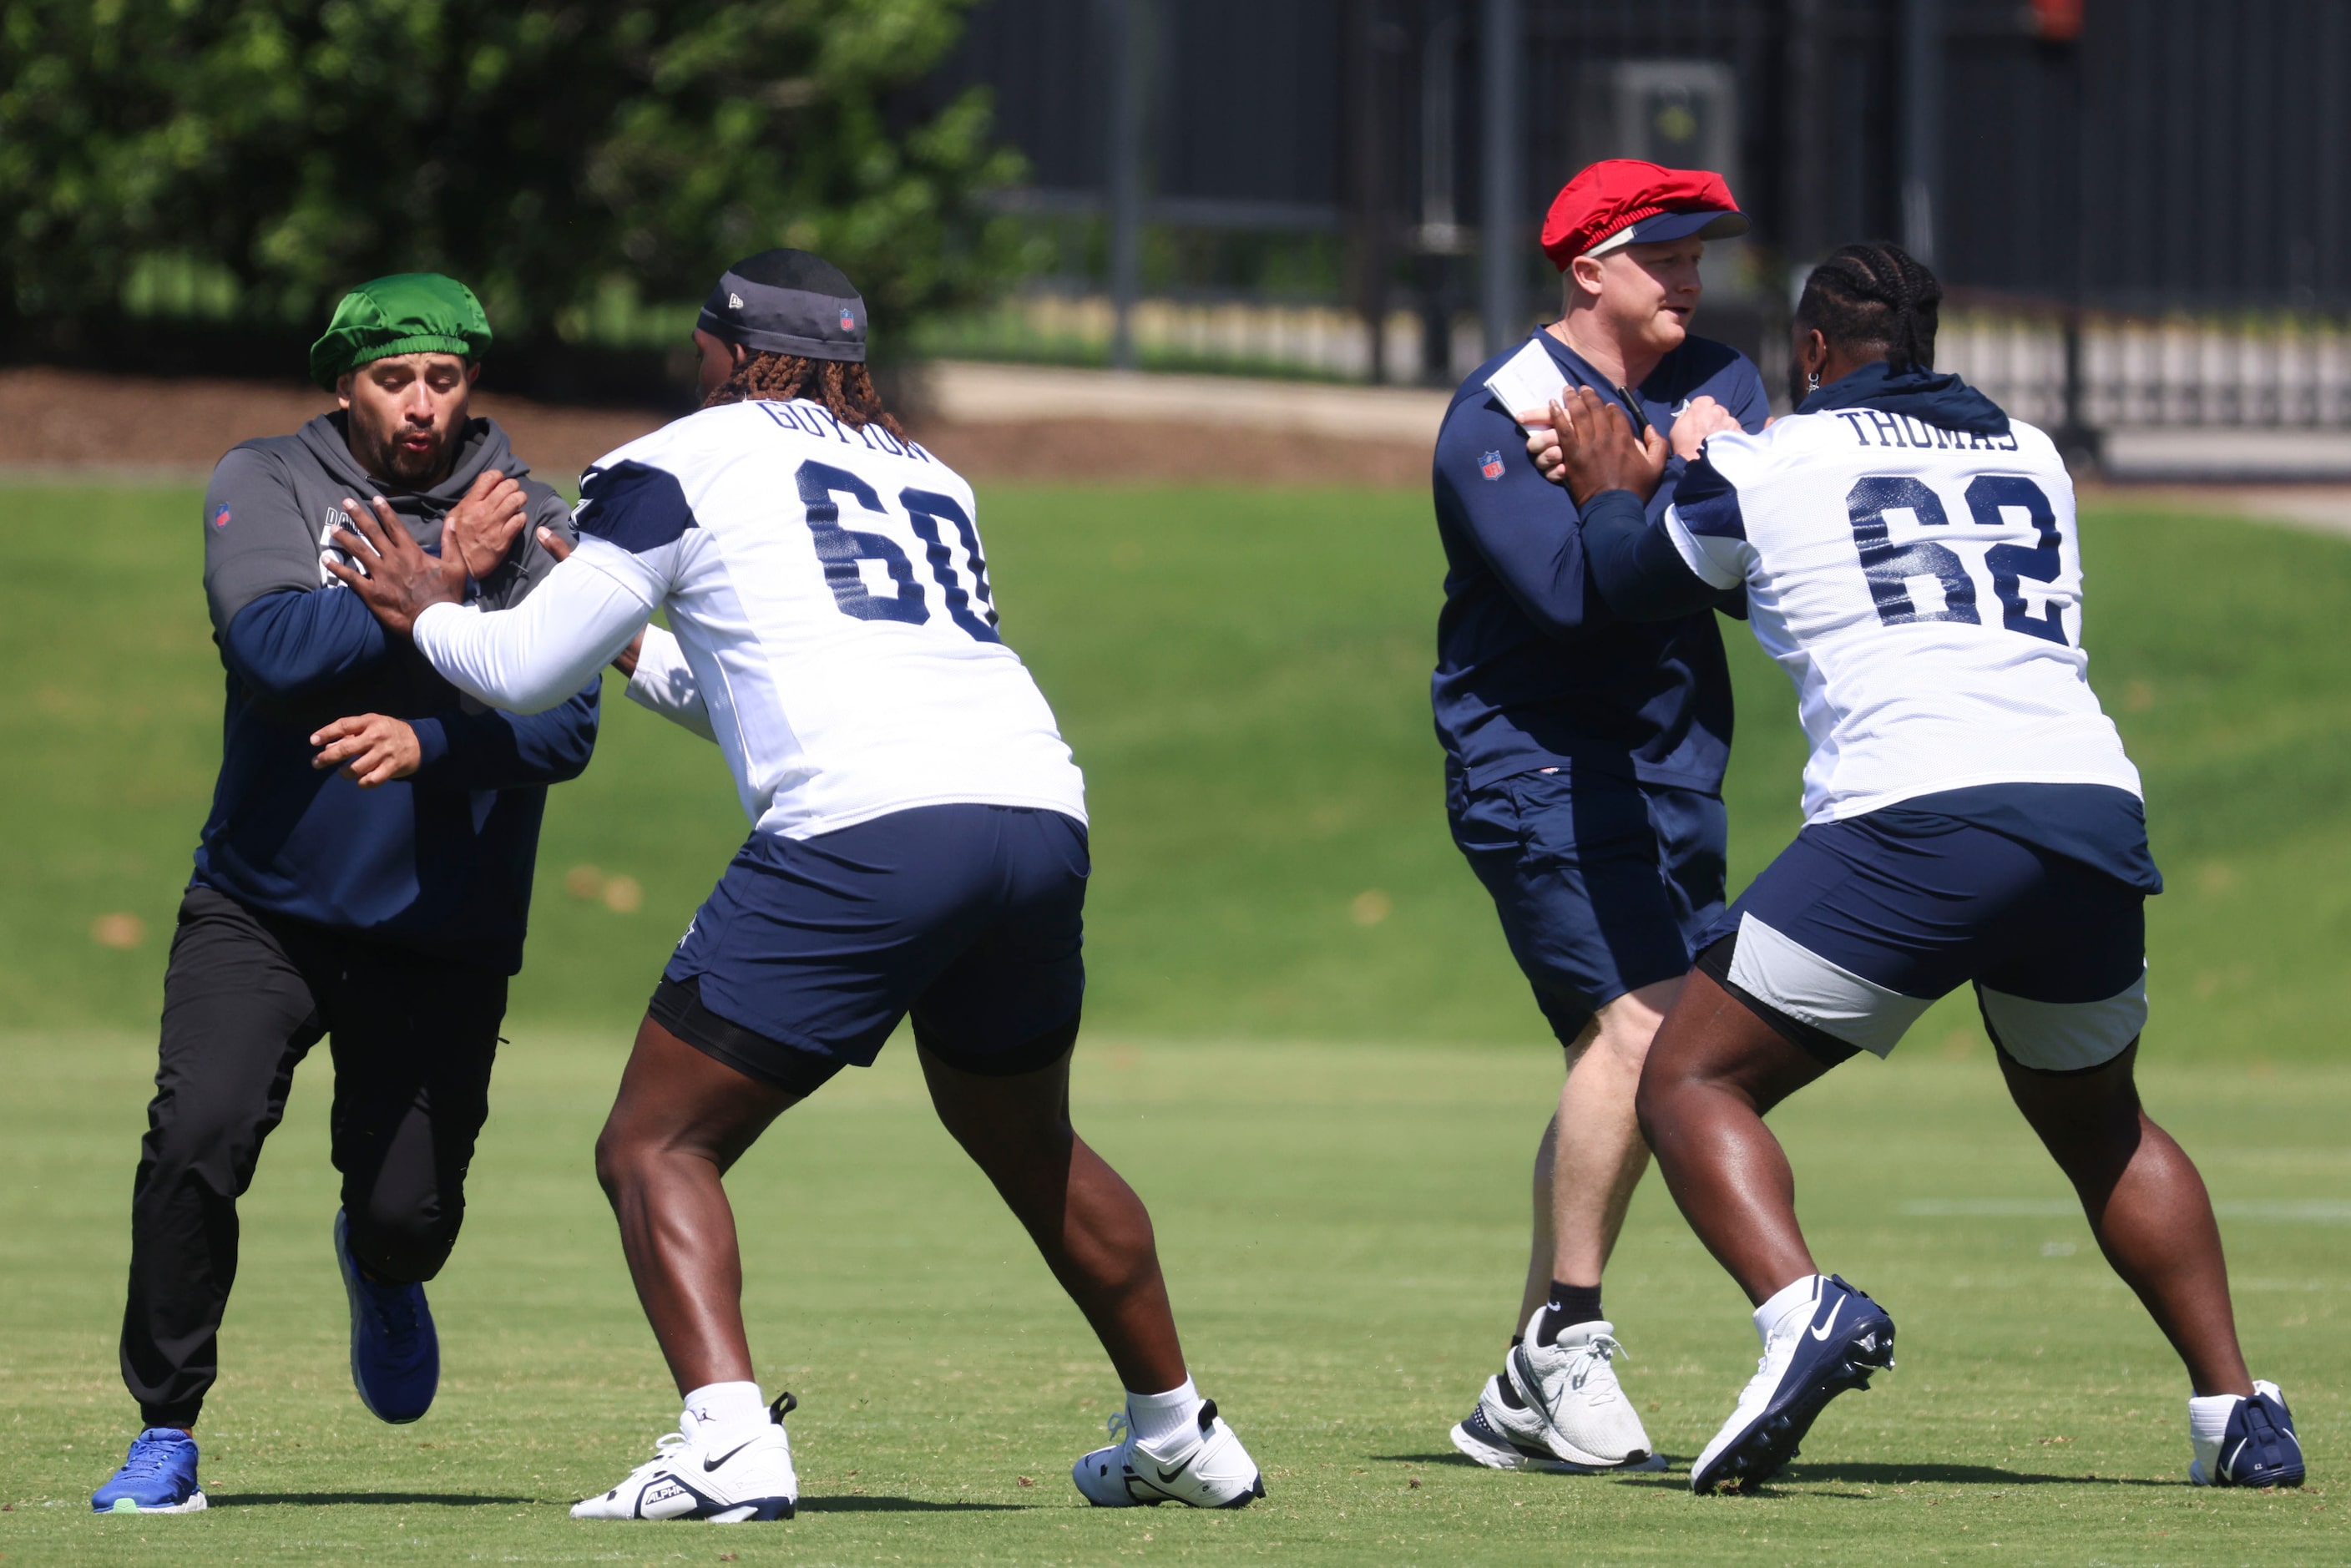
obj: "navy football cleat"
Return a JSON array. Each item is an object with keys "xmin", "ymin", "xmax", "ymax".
[
  {"xmin": 335, "ymin": 1208, "xmax": 439, "ymax": 1424},
  {"xmin": 1691, "ymin": 1273, "xmax": 1895, "ymax": 1494},
  {"xmin": 90, "ymin": 1427, "xmax": 206, "ymax": 1514},
  {"xmin": 2191, "ymin": 1381, "xmax": 2304, "ymax": 1489}
]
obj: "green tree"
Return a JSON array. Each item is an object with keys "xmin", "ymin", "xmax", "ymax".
[{"xmin": 0, "ymin": 0, "xmax": 1023, "ymax": 357}]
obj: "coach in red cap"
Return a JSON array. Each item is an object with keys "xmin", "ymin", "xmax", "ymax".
[{"xmin": 1428, "ymin": 159, "xmax": 1769, "ymax": 1479}]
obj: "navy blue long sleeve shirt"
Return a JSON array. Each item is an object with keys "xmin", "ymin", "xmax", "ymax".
[
  {"xmin": 192, "ymin": 415, "xmax": 598, "ymax": 973},
  {"xmin": 1431, "ymin": 329, "xmax": 1768, "ymax": 795}
]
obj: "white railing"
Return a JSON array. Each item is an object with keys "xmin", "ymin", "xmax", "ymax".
[
  {"xmin": 929, "ymin": 291, "xmax": 2351, "ymax": 432},
  {"xmin": 1939, "ymin": 311, "xmax": 2351, "ymax": 430},
  {"xmin": 923, "ymin": 290, "xmax": 1491, "ymax": 385}
]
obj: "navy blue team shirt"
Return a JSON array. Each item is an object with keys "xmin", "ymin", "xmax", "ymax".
[{"xmin": 1431, "ymin": 329, "xmax": 1770, "ymax": 797}]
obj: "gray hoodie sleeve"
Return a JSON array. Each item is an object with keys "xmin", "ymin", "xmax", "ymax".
[
  {"xmin": 531, "ymin": 480, "xmax": 578, "ymax": 549},
  {"xmin": 202, "ymin": 445, "xmax": 326, "ymax": 634}
]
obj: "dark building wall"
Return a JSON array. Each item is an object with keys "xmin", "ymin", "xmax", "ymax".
[{"xmin": 944, "ymin": 0, "xmax": 2351, "ymax": 314}]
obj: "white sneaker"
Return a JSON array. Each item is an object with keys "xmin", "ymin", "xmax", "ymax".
[
  {"xmin": 571, "ymin": 1392, "xmax": 800, "ymax": 1522},
  {"xmin": 1072, "ymin": 1397, "xmax": 1265, "ymax": 1508},
  {"xmin": 1503, "ymin": 1311, "xmax": 1666, "ymax": 1470}
]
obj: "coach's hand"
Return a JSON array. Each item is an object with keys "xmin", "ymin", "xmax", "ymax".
[
  {"xmin": 326, "ymin": 494, "xmax": 467, "ymax": 638},
  {"xmin": 443, "ymin": 470, "xmax": 529, "ymax": 579},
  {"xmin": 310, "ymin": 714, "xmax": 422, "ymax": 788},
  {"xmin": 1666, "ymin": 394, "xmax": 1742, "ymax": 462},
  {"xmin": 1549, "ymin": 386, "xmax": 1670, "ymax": 507},
  {"xmin": 1524, "ymin": 417, "xmax": 1569, "ymax": 483},
  {"xmin": 535, "ymin": 524, "xmax": 645, "ymax": 677}
]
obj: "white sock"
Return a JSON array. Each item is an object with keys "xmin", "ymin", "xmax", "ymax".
[
  {"xmin": 1753, "ymin": 1275, "xmax": 1822, "ymax": 1344},
  {"xmin": 1125, "ymin": 1377, "xmax": 1202, "ymax": 1449},
  {"xmin": 680, "ymin": 1380, "xmax": 766, "ymax": 1443},
  {"xmin": 2189, "ymin": 1392, "xmax": 2241, "ymax": 1444}
]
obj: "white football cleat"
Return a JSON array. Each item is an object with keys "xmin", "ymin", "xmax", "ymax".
[
  {"xmin": 1503, "ymin": 1311, "xmax": 1666, "ymax": 1471},
  {"xmin": 571, "ymin": 1392, "xmax": 800, "ymax": 1523},
  {"xmin": 1071, "ymin": 1397, "xmax": 1266, "ymax": 1508}
]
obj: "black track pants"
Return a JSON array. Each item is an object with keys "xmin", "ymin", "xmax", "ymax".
[{"xmin": 119, "ymin": 886, "xmax": 508, "ymax": 1429}]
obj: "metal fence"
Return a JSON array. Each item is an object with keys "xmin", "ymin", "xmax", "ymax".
[{"xmin": 938, "ymin": 0, "xmax": 2351, "ymax": 430}]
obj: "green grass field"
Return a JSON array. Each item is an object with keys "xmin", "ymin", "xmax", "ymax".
[{"xmin": 2, "ymin": 480, "xmax": 2346, "ymax": 1563}]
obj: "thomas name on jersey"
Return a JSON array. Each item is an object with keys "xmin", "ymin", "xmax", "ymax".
[{"xmin": 1826, "ymin": 409, "xmax": 2022, "ymax": 453}]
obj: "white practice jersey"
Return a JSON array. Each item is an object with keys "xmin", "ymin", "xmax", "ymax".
[
  {"xmin": 1661, "ymin": 397, "xmax": 2139, "ymax": 823},
  {"xmin": 538, "ymin": 399, "xmax": 1081, "ymax": 839}
]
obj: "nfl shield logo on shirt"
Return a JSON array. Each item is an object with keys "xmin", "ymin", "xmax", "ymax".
[{"xmin": 1479, "ymin": 450, "xmax": 1505, "ymax": 481}]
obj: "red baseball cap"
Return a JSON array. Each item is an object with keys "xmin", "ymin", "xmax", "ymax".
[{"xmin": 1540, "ymin": 159, "xmax": 1748, "ymax": 270}]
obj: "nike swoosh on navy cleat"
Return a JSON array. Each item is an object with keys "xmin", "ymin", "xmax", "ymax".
[{"xmin": 1808, "ymin": 1299, "xmax": 1844, "ymax": 1341}]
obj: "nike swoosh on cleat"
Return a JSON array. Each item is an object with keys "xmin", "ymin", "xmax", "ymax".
[
  {"xmin": 1808, "ymin": 1300, "xmax": 1844, "ymax": 1341},
  {"xmin": 703, "ymin": 1440, "xmax": 757, "ymax": 1473},
  {"xmin": 1154, "ymin": 1460, "xmax": 1190, "ymax": 1484}
]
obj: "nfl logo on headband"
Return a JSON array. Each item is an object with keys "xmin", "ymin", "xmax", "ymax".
[{"xmin": 698, "ymin": 249, "xmax": 870, "ymax": 364}]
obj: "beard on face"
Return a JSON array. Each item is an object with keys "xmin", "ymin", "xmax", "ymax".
[
  {"xmin": 351, "ymin": 408, "xmax": 455, "ymax": 488},
  {"xmin": 380, "ymin": 428, "xmax": 450, "ymax": 485},
  {"xmin": 1788, "ymin": 357, "xmax": 1814, "ymax": 409}
]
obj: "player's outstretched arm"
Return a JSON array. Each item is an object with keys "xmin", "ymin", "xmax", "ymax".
[
  {"xmin": 1550, "ymin": 393, "xmax": 1730, "ymax": 622},
  {"xmin": 329, "ymin": 494, "xmax": 652, "ymax": 714},
  {"xmin": 531, "ymin": 524, "xmax": 712, "ymax": 740}
]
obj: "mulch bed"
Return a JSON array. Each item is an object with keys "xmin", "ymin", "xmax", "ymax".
[{"xmin": 0, "ymin": 367, "xmax": 1426, "ymax": 490}]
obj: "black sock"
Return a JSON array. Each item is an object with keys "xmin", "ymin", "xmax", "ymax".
[
  {"xmin": 1494, "ymin": 1333, "xmax": 1531, "ymax": 1408},
  {"xmin": 1538, "ymin": 1282, "xmax": 1603, "ymax": 1347}
]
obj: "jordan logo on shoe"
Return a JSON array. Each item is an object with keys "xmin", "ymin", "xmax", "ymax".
[{"xmin": 1808, "ymin": 1299, "xmax": 1843, "ymax": 1341}]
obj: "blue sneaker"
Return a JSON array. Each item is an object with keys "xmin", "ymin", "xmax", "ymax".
[
  {"xmin": 1691, "ymin": 1273, "xmax": 1895, "ymax": 1494},
  {"xmin": 90, "ymin": 1428, "xmax": 206, "ymax": 1514},
  {"xmin": 2191, "ymin": 1381, "xmax": 2305, "ymax": 1489},
  {"xmin": 334, "ymin": 1208, "xmax": 439, "ymax": 1424}
]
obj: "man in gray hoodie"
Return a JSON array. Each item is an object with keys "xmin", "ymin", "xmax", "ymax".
[{"xmin": 93, "ymin": 275, "xmax": 603, "ymax": 1515}]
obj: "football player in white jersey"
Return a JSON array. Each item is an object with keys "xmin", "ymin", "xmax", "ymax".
[
  {"xmin": 323, "ymin": 250, "xmax": 1263, "ymax": 1520},
  {"xmin": 1529, "ymin": 243, "xmax": 2303, "ymax": 1495}
]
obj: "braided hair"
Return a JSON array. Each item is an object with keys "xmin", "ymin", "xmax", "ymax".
[
  {"xmin": 702, "ymin": 352, "xmax": 909, "ymax": 443},
  {"xmin": 1794, "ymin": 242, "xmax": 1944, "ymax": 370}
]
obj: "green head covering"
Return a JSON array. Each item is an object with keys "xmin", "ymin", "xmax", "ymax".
[{"xmin": 310, "ymin": 273, "xmax": 493, "ymax": 389}]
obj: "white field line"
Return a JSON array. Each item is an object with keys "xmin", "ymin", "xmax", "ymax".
[{"xmin": 1901, "ymin": 1197, "xmax": 2351, "ymax": 1222}]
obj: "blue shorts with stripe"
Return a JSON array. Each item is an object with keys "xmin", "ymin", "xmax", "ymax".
[
  {"xmin": 1695, "ymin": 787, "xmax": 2154, "ymax": 1072},
  {"xmin": 1450, "ymin": 766, "xmax": 1727, "ymax": 1044},
  {"xmin": 656, "ymin": 804, "xmax": 1089, "ymax": 1095}
]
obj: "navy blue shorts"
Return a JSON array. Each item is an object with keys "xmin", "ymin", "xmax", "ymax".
[
  {"xmin": 1695, "ymin": 807, "xmax": 2146, "ymax": 1072},
  {"xmin": 1450, "ymin": 768, "xmax": 1727, "ymax": 1044},
  {"xmin": 656, "ymin": 804, "xmax": 1089, "ymax": 1095}
]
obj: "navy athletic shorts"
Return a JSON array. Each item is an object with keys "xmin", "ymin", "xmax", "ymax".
[
  {"xmin": 1694, "ymin": 802, "xmax": 2147, "ymax": 1073},
  {"xmin": 1450, "ymin": 766, "xmax": 1728, "ymax": 1044},
  {"xmin": 655, "ymin": 803, "xmax": 1089, "ymax": 1096}
]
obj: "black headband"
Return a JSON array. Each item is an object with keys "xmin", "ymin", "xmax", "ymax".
[{"xmin": 697, "ymin": 250, "xmax": 867, "ymax": 363}]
